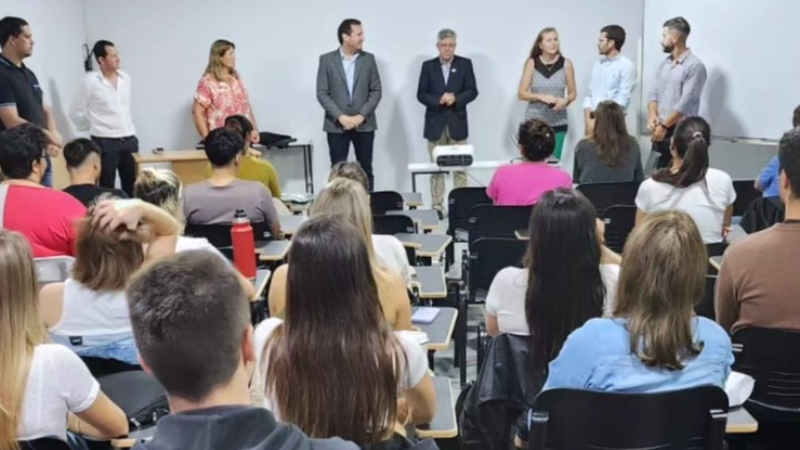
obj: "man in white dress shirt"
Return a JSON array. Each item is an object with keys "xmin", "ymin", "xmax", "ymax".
[
  {"xmin": 583, "ymin": 25, "xmax": 636, "ymax": 135},
  {"xmin": 70, "ymin": 40, "xmax": 138, "ymax": 196}
]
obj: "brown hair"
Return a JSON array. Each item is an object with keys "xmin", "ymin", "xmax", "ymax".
[
  {"xmin": 591, "ymin": 101, "xmax": 631, "ymax": 167},
  {"xmin": 328, "ymin": 161, "xmax": 369, "ymax": 191},
  {"xmin": 614, "ymin": 210, "xmax": 706, "ymax": 370},
  {"xmin": 263, "ymin": 215, "xmax": 402, "ymax": 447},
  {"xmin": 133, "ymin": 169, "xmax": 184, "ymax": 227},
  {"xmin": 0, "ymin": 231, "xmax": 47, "ymax": 450},
  {"xmin": 72, "ymin": 201, "xmax": 146, "ymax": 292},
  {"xmin": 652, "ymin": 116, "xmax": 710, "ymax": 188},
  {"xmin": 204, "ymin": 39, "xmax": 238, "ymax": 81},
  {"xmin": 530, "ymin": 27, "xmax": 560, "ymax": 60}
]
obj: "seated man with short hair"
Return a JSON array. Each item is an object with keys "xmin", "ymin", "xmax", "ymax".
[
  {"xmin": 184, "ymin": 127, "xmax": 280, "ymax": 237},
  {"xmin": 717, "ymin": 128, "xmax": 800, "ymax": 333},
  {"xmin": 63, "ymin": 138, "xmax": 127, "ymax": 206},
  {"xmin": 0, "ymin": 124, "xmax": 85, "ymax": 257},
  {"xmin": 126, "ymin": 251, "xmax": 358, "ymax": 450}
]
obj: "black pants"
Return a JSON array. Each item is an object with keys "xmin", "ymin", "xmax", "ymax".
[
  {"xmin": 93, "ymin": 135, "xmax": 139, "ymax": 197},
  {"xmin": 327, "ymin": 130, "xmax": 375, "ymax": 191},
  {"xmin": 651, "ymin": 126, "xmax": 675, "ymax": 169}
]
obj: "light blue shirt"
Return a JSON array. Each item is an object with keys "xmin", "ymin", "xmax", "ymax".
[
  {"xmin": 757, "ymin": 155, "xmax": 780, "ymax": 198},
  {"xmin": 441, "ymin": 59, "xmax": 452, "ymax": 85},
  {"xmin": 583, "ymin": 54, "xmax": 636, "ymax": 111},
  {"xmin": 544, "ymin": 317, "xmax": 733, "ymax": 392},
  {"xmin": 340, "ymin": 48, "xmax": 359, "ymax": 100},
  {"xmin": 648, "ymin": 50, "xmax": 707, "ymax": 120}
]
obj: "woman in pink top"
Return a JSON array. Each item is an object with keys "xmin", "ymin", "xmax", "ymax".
[
  {"xmin": 192, "ymin": 40, "xmax": 260, "ymax": 142},
  {"xmin": 487, "ymin": 119, "xmax": 572, "ymax": 205}
]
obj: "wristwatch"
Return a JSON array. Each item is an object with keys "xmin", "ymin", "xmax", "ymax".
[{"xmin": 657, "ymin": 122, "xmax": 669, "ymax": 130}]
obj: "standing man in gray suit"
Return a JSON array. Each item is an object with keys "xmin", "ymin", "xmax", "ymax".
[{"xmin": 316, "ymin": 18, "xmax": 382, "ymax": 191}]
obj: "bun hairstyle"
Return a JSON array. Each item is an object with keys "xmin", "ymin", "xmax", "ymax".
[
  {"xmin": 652, "ymin": 116, "xmax": 711, "ymax": 188},
  {"xmin": 133, "ymin": 169, "xmax": 184, "ymax": 226},
  {"xmin": 518, "ymin": 118, "xmax": 556, "ymax": 162}
]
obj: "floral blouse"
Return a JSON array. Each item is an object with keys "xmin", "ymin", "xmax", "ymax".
[{"xmin": 194, "ymin": 73, "xmax": 252, "ymax": 131}]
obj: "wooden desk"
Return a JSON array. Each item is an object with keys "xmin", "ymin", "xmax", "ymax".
[
  {"xmin": 402, "ymin": 192, "xmax": 423, "ymax": 208},
  {"xmin": 387, "ymin": 210, "xmax": 440, "ymax": 231},
  {"xmin": 516, "ymin": 229, "xmax": 529, "ymax": 240},
  {"xmin": 280, "ymin": 215, "xmax": 306, "ymax": 237},
  {"xmin": 416, "ymin": 376, "xmax": 458, "ymax": 439},
  {"xmin": 396, "ymin": 233, "xmax": 452, "ymax": 259},
  {"xmin": 254, "ymin": 269, "xmax": 271, "ymax": 301},
  {"xmin": 710, "ymin": 255, "xmax": 724, "ymax": 271},
  {"xmin": 413, "ymin": 307, "xmax": 457, "ymax": 351},
  {"xmin": 134, "ymin": 151, "xmax": 209, "ymax": 186},
  {"xmin": 411, "ymin": 266, "xmax": 447, "ymax": 300},
  {"xmin": 256, "ymin": 240, "xmax": 291, "ymax": 262},
  {"xmin": 727, "ymin": 407, "xmax": 758, "ymax": 434}
]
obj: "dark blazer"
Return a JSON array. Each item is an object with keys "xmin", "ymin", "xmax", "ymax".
[
  {"xmin": 416, "ymin": 55, "xmax": 478, "ymax": 141},
  {"xmin": 316, "ymin": 49, "xmax": 382, "ymax": 134}
]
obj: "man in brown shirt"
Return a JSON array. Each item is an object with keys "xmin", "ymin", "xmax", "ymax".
[{"xmin": 716, "ymin": 128, "xmax": 800, "ymax": 333}]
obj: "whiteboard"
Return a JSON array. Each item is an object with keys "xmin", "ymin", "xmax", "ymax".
[{"xmin": 642, "ymin": 0, "xmax": 800, "ymax": 141}]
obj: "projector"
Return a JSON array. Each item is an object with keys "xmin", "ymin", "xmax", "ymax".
[{"xmin": 433, "ymin": 144, "xmax": 474, "ymax": 167}]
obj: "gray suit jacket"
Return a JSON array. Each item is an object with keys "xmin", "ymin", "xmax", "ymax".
[{"xmin": 316, "ymin": 49, "xmax": 382, "ymax": 133}]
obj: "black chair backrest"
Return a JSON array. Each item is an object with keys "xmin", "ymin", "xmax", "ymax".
[
  {"xmin": 184, "ymin": 222, "xmax": 270, "ymax": 248},
  {"xmin": 448, "ymin": 187, "xmax": 491, "ymax": 239},
  {"xmin": 602, "ymin": 205, "xmax": 637, "ymax": 254},
  {"xmin": 732, "ymin": 327, "xmax": 800, "ymax": 421},
  {"xmin": 696, "ymin": 275, "xmax": 717, "ymax": 320},
  {"xmin": 98, "ymin": 370, "xmax": 170, "ymax": 431},
  {"xmin": 469, "ymin": 204, "xmax": 533, "ymax": 247},
  {"xmin": 576, "ymin": 181, "xmax": 641, "ymax": 215},
  {"xmin": 528, "ymin": 387, "xmax": 728, "ymax": 450},
  {"xmin": 370, "ymin": 191, "xmax": 404, "ymax": 215},
  {"xmin": 732, "ymin": 179, "xmax": 761, "ymax": 217},
  {"xmin": 372, "ymin": 214, "xmax": 415, "ymax": 235},
  {"xmin": 19, "ymin": 438, "xmax": 71, "ymax": 450},
  {"xmin": 705, "ymin": 242, "xmax": 728, "ymax": 258},
  {"xmin": 469, "ymin": 237, "xmax": 527, "ymax": 301}
]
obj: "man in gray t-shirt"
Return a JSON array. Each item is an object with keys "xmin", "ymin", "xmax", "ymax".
[{"xmin": 183, "ymin": 128, "xmax": 280, "ymax": 237}]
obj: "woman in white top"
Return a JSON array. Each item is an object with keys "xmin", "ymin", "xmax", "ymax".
[
  {"xmin": 256, "ymin": 215, "xmax": 435, "ymax": 448},
  {"xmin": 635, "ymin": 116, "xmax": 736, "ymax": 243},
  {"xmin": 485, "ymin": 188, "xmax": 621, "ymax": 341},
  {"xmin": 0, "ymin": 231, "xmax": 127, "ymax": 447},
  {"xmin": 39, "ymin": 198, "xmax": 179, "ymax": 367}
]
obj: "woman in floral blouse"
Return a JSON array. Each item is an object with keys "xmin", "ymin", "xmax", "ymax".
[{"xmin": 192, "ymin": 39, "xmax": 260, "ymax": 142}]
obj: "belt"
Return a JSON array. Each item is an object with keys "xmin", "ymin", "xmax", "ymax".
[{"xmin": 92, "ymin": 135, "xmax": 136, "ymax": 142}]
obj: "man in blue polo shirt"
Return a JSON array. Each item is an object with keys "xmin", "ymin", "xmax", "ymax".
[{"xmin": 0, "ymin": 16, "xmax": 63, "ymax": 187}]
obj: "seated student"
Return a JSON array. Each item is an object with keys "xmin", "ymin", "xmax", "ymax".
[
  {"xmin": 517, "ymin": 211, "xmax": 733, "ymax": 447},
  {"xmin": 257, "ymin": 216, "xmax": 436, "ymax": 448},
  {"xmin": 126, "ymin": 251, "xmax": 358, "ymax": 450},
  {"xmin": 184, "ymin": 127, "xmax": 280, "ymax": 238},
  {"xmin": 63, "ymin": 138, "xmax": 127, "ymax": 206},
  {"xmin": 329, "ymin": 160, "xmax": 370, "ymax": 189},
  {"xmin": 487, "ymin": 119, "xmax": 572, "ymax": 206},
  {"xmin": 39, "ymin": 198, "xmax": 178, "ymax": 369},
  {"xmin": 133, "ymin": 168, "xmax": 256, "ymax": 299},
  {"xmin": 224, "ymin": 115, "xmax": 282, "ymax": 198},
  {"xmin": 754, "ymin": 105, "xmax": 800, "ymax": 199},
  {"xmin": 0, "ymin": 230, "xmax": 128, "ymax": 447},
  {"xmin": 0, "ymin": 124, "xmax": 86, "ymax": 257},
  {"xmin": 573, "ymin": 101, "xmax": 643, "ymax": 184},
  {"xmin": 717, "ymin": 128, "xmax": 800, "ymax": 333},
  {"xmin": 269, "ymin": 179, "xmax": 412, "ymax": 329},
  {"xmin": 486, "ymin": 188, "xmax": 620, "ymax": 337},
  {"xmin": 635, "ymin": 117, "xmax": 735, "ymax": 244}
]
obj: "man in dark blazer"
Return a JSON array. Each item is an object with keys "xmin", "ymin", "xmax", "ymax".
[
  {"xmin": 417, "ymin": 29, "xmax": 478, "ymax": 214},
  {"xmin": 316, "ymin": 18, "xmax": 382, "ymax": 191}
]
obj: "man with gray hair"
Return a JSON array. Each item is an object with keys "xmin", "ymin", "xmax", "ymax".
[
  {"xmin": 647, "ymin": 16, "xmax": 707, "ymax": 168},
  {"xmin": 417, "ymin": 28, "xmax": 478, "ymax": 216}
]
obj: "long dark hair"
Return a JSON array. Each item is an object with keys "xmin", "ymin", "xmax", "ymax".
[
  {"xmin": 262, "ymin": 215, "xmax": 402, "ymax": 448},
  {"xmin": 530, "ymin": 27, "xmax": 560, "ymax": 60},
  {"xmin": 652, "ymin": 117, "xmax": 711, "ymax": 188},
  {"xmin": 524, "ymin": 189, "xmax": 605, "ymax": 370},
  {"xmin": 591, "ymin": 101, "xmax": 631, "ymax": 167}
]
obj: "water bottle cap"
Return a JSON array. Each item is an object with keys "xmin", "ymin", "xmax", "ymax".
[{"xmin": 233, "ymin": 209, "xmax": 249, "ymax": 224}]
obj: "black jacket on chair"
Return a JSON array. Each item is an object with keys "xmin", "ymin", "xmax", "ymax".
[
  {"xmin": 416, "ymin": 55, "xmax": 478, "ymax": 141},
  {"xmin": 457, "ymin": 334, "xmax": 545, "ymax": 450}
]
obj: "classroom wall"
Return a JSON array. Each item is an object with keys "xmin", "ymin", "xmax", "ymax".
[
  {"xmin": 80, "ymin": 0, "xmax": 645, "ymax": 195},
  {"xmin": 0, "ymin": 0, "xmax": 88, "ymax": 188}
]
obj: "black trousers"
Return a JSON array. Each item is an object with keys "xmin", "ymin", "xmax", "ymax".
[
  {"xmin": 93, "ymin": 136, "xmax": 139, "ymax": 197},
  {"xmin": 651, "ymin": 126, "xmax": 675, "ymax": 169},
  {"xmin": 327, "ymin": 130, "xmax": 375, "ymax": 191}
]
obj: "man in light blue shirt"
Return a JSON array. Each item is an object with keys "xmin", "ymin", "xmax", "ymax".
[{"xmin": 583, "ymin": 25, "xmax": 636, "ymax": 135}]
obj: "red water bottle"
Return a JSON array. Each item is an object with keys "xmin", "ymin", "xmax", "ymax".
[{"xmin": 231, "ymin": 209, "xmax": 256, "ymax": 281}]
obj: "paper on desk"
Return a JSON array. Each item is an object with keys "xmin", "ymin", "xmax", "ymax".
[{"xmin": 726, "ymin": 371, "xmax": 755, "ymax": 408}]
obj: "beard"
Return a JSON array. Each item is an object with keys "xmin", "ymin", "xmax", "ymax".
[{"xmin": 662, "ymin": 43, "xmax": 674, "ymax": 53}]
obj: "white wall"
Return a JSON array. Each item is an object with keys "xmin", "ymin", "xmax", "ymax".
[{"xmin": 81, "ymin": 0, "xmax": 644, "ymax": 195}]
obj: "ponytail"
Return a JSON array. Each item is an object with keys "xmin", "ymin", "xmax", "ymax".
[{"xmin": 652, "ymin": 117, "xmax": 711, "ymax": 188}]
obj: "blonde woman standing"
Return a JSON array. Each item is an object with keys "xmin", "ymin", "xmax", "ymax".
[
  {"xmin": 192, "ymin": 40, "xmax": 260, "ymax": 141},
  {"xmin": 0, "ymin": 231, "xmax": 127, "ymax": 448}
]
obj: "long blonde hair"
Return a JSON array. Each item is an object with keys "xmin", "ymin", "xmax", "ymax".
[
  {"xmin": 614, "ymin": 210, "xmax": 706, "ymax": 370},
  {"xmin": 0, "ymin": 231, "xmax": 48, "ymax": 450},
  {"xmin": 204, "ymin": 39, "xmax": 238, "ymax": 81}
]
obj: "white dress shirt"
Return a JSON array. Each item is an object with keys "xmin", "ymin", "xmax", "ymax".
[
  {"xmin": 70, "ymin": 70, "xmax": 136, "ymax": 138},
  {"xmin": 582, "ymin": 54, "xmax": 636, "ymax": 112},
  {"xmin": 339, "ymin": 48, "xmax": 359, "ymax": 100}
]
